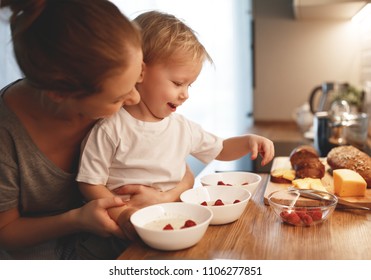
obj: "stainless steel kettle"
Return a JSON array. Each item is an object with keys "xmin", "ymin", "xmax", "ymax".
[
  {"xmin": 309, "ymin": 82, "xmax": 349, "ymax": 114},
  {"xmin": 313, "ymin": 99, "xmax": 369, "ymax": 156}
]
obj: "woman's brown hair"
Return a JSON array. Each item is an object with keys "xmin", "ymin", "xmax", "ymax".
[{"xmin": 0, "ymin": 0, "xmax": 141, "ymax": 96}]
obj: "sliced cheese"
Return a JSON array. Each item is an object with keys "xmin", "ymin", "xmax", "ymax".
[
  {"xmin": 292, "ymin": 178, "xmax": 311, "ymax": 189},
  {"xmin": 292, "ymin": 178, "xmax": 327, "ymax": 192},
  {"xmin": 307, "ymin": 178, "xmax": 327, "ymax": 192},
  {"xmin": 333, "ymin": 169, "xmax": 366, "ymax": 197}
]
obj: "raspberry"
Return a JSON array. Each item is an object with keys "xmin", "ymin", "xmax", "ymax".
[
  {"xmin": 286, "ymin": 212, "xmax": 301, "ymax": 225},
  {"xmin": 280, "ymin": 210, "xmax": 291, "ymax": 221},
  {"xmin": 233, "ymin": 199, "xmax": 241, "ymax": 204},
  {"xmin": 200, "ymin": 201, "xmax": 208, "ymax": 206},
  {"xmin": 217, "ymin": 181, "xmax": 232, "ymax": 186},
  {"xmin": 213, "ymin": 199, "xmax": 224, "ymax": 206},
  {"xmin": 181, "ymin": 219, "xmax": 197, "ymax": 228},
  {"xmin": 295, "ymin": 208, "xmax": 307, "ymax": 219},
  {"xmin": 308, "ymin": 209, "xmax": 323, "ymax": 221},
  {"xmin": 163, "ymin": 224, "xmax": 174, "ymax": 230},
  {"xmin": 301, "ymin": 214, "xmax": 313, "ymax": 226}
]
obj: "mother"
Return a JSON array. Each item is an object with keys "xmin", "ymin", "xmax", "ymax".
[{"xmin": 0, "ymin": 0, "xmax": 193, "ymax": 259}]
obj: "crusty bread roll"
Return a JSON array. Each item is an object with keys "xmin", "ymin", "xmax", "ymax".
[
  {"xmin": 289, "ymin": 145, "xmax": 325, "ymax": 179},
  {"xmin": 327, "ymin": 145, "xmax": 371, "ymax": 187}
]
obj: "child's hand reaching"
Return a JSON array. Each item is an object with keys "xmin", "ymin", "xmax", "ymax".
[
  {"xmin": 246, "ymin": 134, "xmax": 275, "ymax": 166},
  {"xmin": 216, "ymin": 134, "xmax": 275, "ymax": 166}
]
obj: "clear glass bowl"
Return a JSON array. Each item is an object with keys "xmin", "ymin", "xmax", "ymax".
[{"xmin": 268, "ymin": 189, "xmax": 338, "ymax": 226}]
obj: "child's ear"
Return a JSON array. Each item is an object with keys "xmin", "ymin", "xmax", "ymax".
[{"xmin": 138, "ymin": 62, "xmax": 146, "ymax": 83}]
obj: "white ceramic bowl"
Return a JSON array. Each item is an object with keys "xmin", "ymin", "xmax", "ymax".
[
  {"xmin": 180, "ymin": 186, "xmax": 251, "ymax": 225},
  {"xmin": 130, "ymin": 202, "xmax": 213, "ymax": 251},
  {"xmin": 200, "ymin": 171, "xmax": 262, "ymax": 195}
]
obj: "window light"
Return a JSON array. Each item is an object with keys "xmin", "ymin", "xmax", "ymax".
[{"xmin": 352, "ymin": 3, "xmax": 371, "ymax": 25}]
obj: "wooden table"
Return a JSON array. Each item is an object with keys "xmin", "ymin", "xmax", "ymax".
[{"xmin": 118, "ymin": 172, "xmax": 371, "ymax": 260}]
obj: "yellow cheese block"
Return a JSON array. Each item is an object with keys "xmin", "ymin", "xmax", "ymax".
[
  {"xmin": 292, "ymin": 178, "xmax": 327, "ymax": 192},
  {"xmin": 333, "ymin": 169, "xmax": 366, "ymax": 197}
]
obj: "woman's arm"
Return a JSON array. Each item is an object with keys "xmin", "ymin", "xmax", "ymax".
[{"xmin": 0, "ymin": 197, "xmax": 126, "ymax": 250}]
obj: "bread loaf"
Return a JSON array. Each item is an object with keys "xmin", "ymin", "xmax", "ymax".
[
  {"xmin": 327, "ymin": 145, "xmax": 371, "ymax": 187},
  {"xmin": 289, "ymin": 145, "xmax": 325, "ymax": 179}
]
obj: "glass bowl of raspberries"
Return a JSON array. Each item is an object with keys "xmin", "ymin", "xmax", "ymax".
[
  {"xmin": 180, "ymin": 186, "xmax": 252, "ymax": 225},
  {"xmin": 130, "ymin": 202, "xmax": 213, "ymax": 251},
  {"xmin": 267, "ymin": 189, "xmax": 338, "ymax": 226}
]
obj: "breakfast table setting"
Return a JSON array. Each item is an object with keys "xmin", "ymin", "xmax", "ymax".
[{"xmin": 118, "ymin": 144, "xmax": 371, "ymax": 260}]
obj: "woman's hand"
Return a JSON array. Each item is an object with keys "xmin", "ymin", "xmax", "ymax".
[{"xmin": 74, "ymin": 197, "xmax": 127, "ymax": 239}]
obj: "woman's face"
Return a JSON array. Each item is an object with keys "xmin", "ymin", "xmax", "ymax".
[{"xmin": 73, "ymin": 47, "xmax": 143, "ymax": 119}]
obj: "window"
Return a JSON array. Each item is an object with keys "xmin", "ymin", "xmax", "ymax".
[
  {"xmin": 0, "ymin": 8, "xmax": 22, "ymax": 88},
  {"xmin": 113, "ymin": 0, "xmax": 254, "ymax": 136}
]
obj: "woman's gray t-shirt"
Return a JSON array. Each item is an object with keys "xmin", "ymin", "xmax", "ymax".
[
  {"xmin": 0, "ymin": 81, "xmax": 82, "ymax": 259},
  {"xmin": 0, "ymin": 81, "xmax": 129, "ymax": 260},
  {"xmin": 0, "ymin": 81, "xmax": 82, "ymax": 216}
]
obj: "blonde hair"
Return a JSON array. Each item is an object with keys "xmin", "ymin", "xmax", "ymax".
[
  {"xmin": 1, "ymin": 0, "xmax": 141, "ymax": 96},
  {"xmin": 134, "ymin": 10, "xmax": 212, "ymax": 65}
]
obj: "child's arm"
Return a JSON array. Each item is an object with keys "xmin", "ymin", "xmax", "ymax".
[
  {"xmin": 161, "ymin": 164, "xmax": 195, "ymax": 202},
  {"xmin": 112, "ymin": 164, "xmax": 195, "ymax": 208},
  {"xmin": 216, "ymin": 134, "xmax": 274, "ymax": 166}
]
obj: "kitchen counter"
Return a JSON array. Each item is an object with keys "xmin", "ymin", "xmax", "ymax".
[
  {"xmin": 118, "ymin": 172, "xmax": 371, "ymax": 260},
  {"xmin": 117, "ymin": 121, "xmax": 371, "ymax": 260}
]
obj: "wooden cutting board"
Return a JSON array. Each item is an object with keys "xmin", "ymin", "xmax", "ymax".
[{"xmin": 263, "ymin": 157, "xmax": 371, "ymax": 208}]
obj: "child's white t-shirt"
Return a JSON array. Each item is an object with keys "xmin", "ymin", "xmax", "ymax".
[{"xmin": 76, "ymin": 108, "xmax": 223, "ymax": 192}]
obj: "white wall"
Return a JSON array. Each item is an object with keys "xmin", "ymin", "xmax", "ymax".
[{"xmin": 254, "ymin": 0, "xmax": 362, "ymax": 121}]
